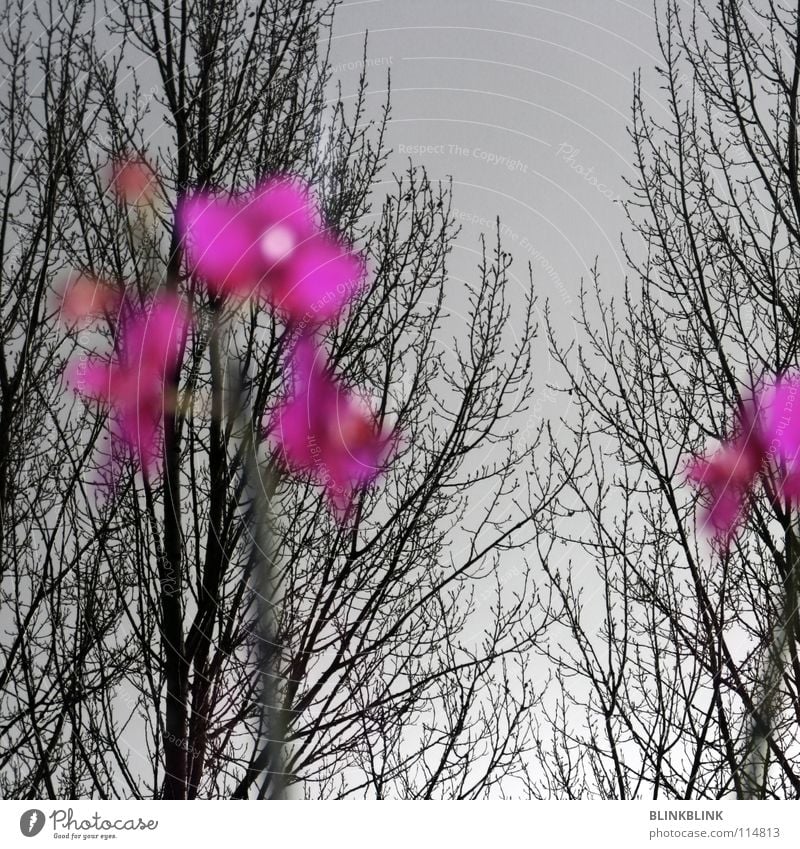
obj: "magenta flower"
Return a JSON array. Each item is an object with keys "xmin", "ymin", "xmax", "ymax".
[
  {"xmin": 56, "ymin": 273, "xmax": 120, "ymax": 326},
  {"xmin": 687, "ymin": 434, "xmax": 763, "ymax": 538},
  {"xmin": 268, "ymin": 335, "xmax": 395, "ymax": 517},
  {"xmin": 179, "ymin": 178, "xmax": 365, "ymax": 321},
  {"xmin": 758, "ymin": 375, "xmax": 800, "ymax": 498},
  {"xmin": 110, "ymin": 156, "xmax": 158, "ymax": 206},
  {"xmin": 70, "ymin": 295, "xmax": 188, "ymax": 475},
  {"xmin": 688, "ymin": 373, "xmax": 800, "ymax": 537}
]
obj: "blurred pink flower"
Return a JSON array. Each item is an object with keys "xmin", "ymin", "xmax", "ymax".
[
  {"xmin": 179, "ymin": 177, "xmax": 365, "ymax": 321},
  {"xmin": 111, "ymin": 156, "xmax": 157, "ymax": 205},
  {"xmin": 758, "ymin": 374, "xmax": 800, "ymax": 498},
  {"xmin": 687, "ymin": 373, "xmax": 800, "ymax": 538},
  {"xmin": 57, "ymin": 274, "xmax": 120, "ymax": 326},
  {"xmin": 268, "ymin": 335, "xmax": 395, "ymax": 517},
  {"xmin": 70, "ymin": 295, "xmax": 188, "ymax": 475},
  {"xmin": 687, "ymin": 434, "xmax": 763, "ymax": 538}
]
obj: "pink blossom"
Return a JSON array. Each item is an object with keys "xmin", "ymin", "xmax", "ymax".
[
  {"xmin": 179, "ymin": 178, "xmax": 365, "ymax": 321},
  {"xmin": 757, "ymin": 374, "xmax": 800, "ymax": 498},
  {"xmin": 687, "ymin": 434, "xmax": 763, "ymax": 538},
  {"xmin": 268, "ymin": 336, "xmax": 395, "ymax": 517},
  {"xmin": 70, "ymin": 295, "xmax": 187, "ymax": 475},
  {"xmin": 687, "ymin": 374, "xmax": 800, "ymax": 537},
  {"xmin": 110, "ymin": 157, "xmax": 157, "ymax": 205},
  {"xmin": 57, "ymin": 274, "xmax": 120, "ymax": 326}
]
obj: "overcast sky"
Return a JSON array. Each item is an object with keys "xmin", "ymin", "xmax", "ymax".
[
  {"xmin": 327, "ymin": 0, "xmax": 661, "ymax": 364},
  {"xmin": 319, "ymin": 0, "xmax": 667, "ymax": 637}
]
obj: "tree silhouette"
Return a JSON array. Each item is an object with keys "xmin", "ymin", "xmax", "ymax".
[
  {"xmin": 0, "ymin": 0, "xmax": 549, "ymax": 799},
  {"xmin": 532, "ymin": 0, "xmax": 800, "ymax": 799}
]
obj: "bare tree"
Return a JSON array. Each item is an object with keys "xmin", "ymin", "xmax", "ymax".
[
  {"xmin": 1, "ymin": 0, "xmax": 551, "ymax": 799},
  {"xmin": 531, "ymin": 0, "xmax": 800, "ymax": 799}
]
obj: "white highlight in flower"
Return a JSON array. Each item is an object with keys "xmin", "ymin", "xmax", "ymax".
[{"xmin": 260, "ymin": 226, "xmax": 295, "ymax": 261}]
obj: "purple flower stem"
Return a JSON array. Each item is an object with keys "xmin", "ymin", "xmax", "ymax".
[
  {"xmin": 226, "ymin": 356, "xmax": 285, "ymax": 800},
  {"xmin": 741, "ymin": 522, "xmax": 800, "ymax": 798}
]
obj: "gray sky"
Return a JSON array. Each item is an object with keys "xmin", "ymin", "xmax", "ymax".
[
  {"xmin": 327, "ymin": 0, "xmax": 662, "ymax": 383},
  {"xmin": 323, "ymin": 0, "xmax": 666, "ymax": 640}
]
